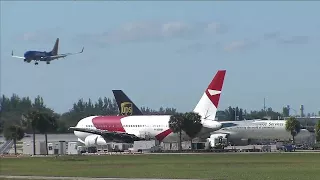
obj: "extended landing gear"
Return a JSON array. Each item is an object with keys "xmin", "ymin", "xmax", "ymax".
[
  {"xmin": 46, "ymin": 61, "xmax": 50, "ymax": 64},
  {"xmin": 35, "ymin": 62, "xmax": 39, "ymax": 65}
]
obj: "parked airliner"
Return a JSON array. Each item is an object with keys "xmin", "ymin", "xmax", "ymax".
[
  {"xmin": 11, "ymin": 38, "xmax": 84, "ymax": 65},
  {"xmin": 208, "ymin": 119, "xmax": 313, "ymax": 145},
  {"xmin": 69, "ymin": 70, "xmax": 227, "ymax": 146},
  {"xmin": 111, "ymin": 90, "xmax": 313, "ymax": 145}
]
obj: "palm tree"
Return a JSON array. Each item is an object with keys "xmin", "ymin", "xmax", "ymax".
[
  {"xmin": 182, "ymin": 112, "xmax": 203, "ymax": 150},
  {"xmin": 169, "ymin": 113, "xmax": 185, "ymax": 151},
  {"xmin": 285, "ymin": 116, "xmax": 301, "ymax": 144},
  {"xmin": 3, "ymin": 124, "xmax": 25, "ymax": 155},
  {"xmin": 315, "ymin": 120, "xmax": 320, "ymax": 142},
  {"xmin": 22, "ymin": 109, "xmax": 39, "ymax": 155}
]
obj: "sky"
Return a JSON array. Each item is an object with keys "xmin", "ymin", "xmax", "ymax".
[{"xmin": 1, "ymin": 1, "xmax": 319, "ymax": 115}]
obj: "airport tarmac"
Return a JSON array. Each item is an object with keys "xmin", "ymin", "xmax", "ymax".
[{"xmin": 0, "ymin": 176, "xmax": 200, "ymax": 180}]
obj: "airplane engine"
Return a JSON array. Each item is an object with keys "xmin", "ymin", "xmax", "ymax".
[
  {"xmin": 24, "ymin": 59, "xmax": 31, "ymax": 63},
  {"xmin": 202, "ymin": 120, "xmax": 222, "ymax": 130},
  {"xmin": 84, "ymin": 135, "xmax": 108, "ymax": 146}
]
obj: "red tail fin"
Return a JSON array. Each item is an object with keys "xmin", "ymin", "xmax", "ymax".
[{"xmin": 205, "ymin": 70, "xmax": 226, "ymax": 108}]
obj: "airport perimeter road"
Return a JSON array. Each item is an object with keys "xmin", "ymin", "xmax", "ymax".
[{"xmin": 0, "ymin": 176, "xmax": 201, "ymax": 180}]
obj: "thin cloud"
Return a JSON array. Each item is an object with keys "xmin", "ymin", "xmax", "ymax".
[
  {"xmin": 176, "ymin": 42, "xmax": 221, "ymax": 54},
  {"xmin": 76, "ymin": 21, "xmax": 226, "ymax": 45},
  {"xmin": 17, "ymin": 27, "xmax": 62, "ymax": 44},
  {"xmin": 263, "ymin": 32, "xmax": 309, "ymax": 45},
  {"xmin": 264, "ymin": 32, "xmax": 281, "ymax": 40},
  {"xmin": 278, "ymin": 36, "xmax": 309, "ymax": 44},
  {"xmin": 205, "ymin": 22, "xmax": 228, "ymax": 34},
  {"xmin": 224, "ymin": 40, "xmax": 258, "ymax": 52}
]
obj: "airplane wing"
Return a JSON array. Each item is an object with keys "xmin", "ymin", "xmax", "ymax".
[
  {"xmin": 11, "ymin": 51, "xmax": 25, "ymax": 59},
  {"xmin": 69, "ymin": 127, "xmax": 145, "ymax": 143},
  {"xmin": 51, "ymin": 47, "xmax": 84, "ymax": 59}
]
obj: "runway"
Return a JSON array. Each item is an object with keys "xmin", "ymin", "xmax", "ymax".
[{"xmin": 0, "ymin": 176, "xmax": 201, "ymax": 180}]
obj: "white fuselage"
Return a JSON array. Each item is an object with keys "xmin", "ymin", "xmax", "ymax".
[
  {"xmin": 214, "ymin": 120, "xmax": 312, "ymax": 141},
  {"xmin": 74, "ymin": 115, "xmax": 221, "ymax": 146}
]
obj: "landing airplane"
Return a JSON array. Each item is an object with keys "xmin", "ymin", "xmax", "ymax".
[
  {"xmin": 11, "ymin": 38, "xmax": 84, "ymax": 65},
  {"xmin": 69, "ymin": 70, "xmax": 227, "ymax": 146}
]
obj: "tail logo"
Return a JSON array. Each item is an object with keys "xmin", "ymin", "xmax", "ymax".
[
  {"xmin": 208, "ymin": 89, "xmax": 221, "ymax": 96},
  {"xmin": 120, "ymin": 102, "xmax": 133, "ymax": 115}
]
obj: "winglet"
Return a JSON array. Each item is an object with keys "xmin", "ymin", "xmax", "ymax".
[
  {"xmin": 11, "ymin": 50, "xmax": 13, "ymax": 56},
  {"xmin": 80, "ymin": 47, "xmax": 84, "ymax": 53}
]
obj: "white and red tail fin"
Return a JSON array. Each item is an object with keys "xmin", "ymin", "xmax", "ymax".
[{"xmin": 193, "ymin": 70, "xmax": 226, "ymax": 121}]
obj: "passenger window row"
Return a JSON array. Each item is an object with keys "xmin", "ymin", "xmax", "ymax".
[{"xmin": 85, "ymin": 124, "xmax": 168, "ymax": 128}]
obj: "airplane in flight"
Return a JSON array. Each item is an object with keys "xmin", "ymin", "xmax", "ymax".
[
  {"xmin": 112, "ymin": 89, "xmax": 313, "ymax": 146},
  {"xmin": 112, "ymin": 90, "xmax": 144, "ymax": 116},
  {"xmin": 11, "ymin": 38, "xmax": 84, "ymax": 65},
  {"xmin": 69, "ymin": 70, "xmax": 227, "ymax": 146}
]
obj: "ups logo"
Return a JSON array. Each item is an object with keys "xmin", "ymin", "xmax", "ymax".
[{"xmin": 120, "ymin": 102, "xmax": 133, "ymax": 115}]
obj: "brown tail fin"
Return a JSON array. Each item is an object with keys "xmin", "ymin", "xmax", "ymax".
[{"xmin": 51, "ymin": 38, "xmax": 59, "ymax": 55}]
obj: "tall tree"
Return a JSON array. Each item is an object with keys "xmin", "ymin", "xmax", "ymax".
[
  {"xmin": 285, "ymin": 116, "xmax": 301, "ymax": 144},
  {"xmin": 3, "ymin": 124, "xmax": 24, "ymax": 155},
  {"xmin": 283, "ymin": 106, "xmax": 290, "ymax": 117},
  {"xmin": 22, "ymin": 109, "xmax": 40, "ymax": 155},
  {"xmin": 315, "ymin": 120, "xmax": 320, "ymax": 142},
  {"xmin": 182, "ymin": 112, "xmax": 202, "ymax": 150},
  {"xmin": 35, "ymin": 112, "xmax": 58, "ymax": 155},
  {"xmin": 169, "ymin": 113, "xmax": 185, "ymax": 151},
  {"xmin": 0, "ymin": 120, "xmax": 3, "ymax": 134}
]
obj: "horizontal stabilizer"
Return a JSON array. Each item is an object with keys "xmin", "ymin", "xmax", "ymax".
[{"xmin": 11, "ymin": 50, "xmax": 25, "ymax": 59}]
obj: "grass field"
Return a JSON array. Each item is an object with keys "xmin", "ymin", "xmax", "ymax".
[{"xmin": 1, "ymin": 153, "xmax": 320, "ymax": 180}]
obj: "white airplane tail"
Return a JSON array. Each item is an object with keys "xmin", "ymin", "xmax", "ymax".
[{"xmin": 193, "ymin": 70, "xmax": 226, "ymax": 121}]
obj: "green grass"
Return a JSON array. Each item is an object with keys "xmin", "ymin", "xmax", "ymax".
[{"xmin": 1, "ymin": 153, "xmax": 320, "ymax": 180}]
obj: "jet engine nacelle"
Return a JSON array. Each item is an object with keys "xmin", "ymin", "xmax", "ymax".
[
  {"xmin": 84, "ymin": 135, "xmax": 108, "ymax": 146},
  {"xmin": 202, "ymin": 120, "xmax": 222, "ymax": 131}
]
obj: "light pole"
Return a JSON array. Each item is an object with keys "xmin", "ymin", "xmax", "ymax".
[{"xmin": 234, "ymin": 108, "xmax": 237, "ymax": 121}]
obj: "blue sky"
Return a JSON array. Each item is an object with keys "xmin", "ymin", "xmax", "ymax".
[{"xmin": 1, "ymin": 1, "xmax": 319, "ymax": 115}]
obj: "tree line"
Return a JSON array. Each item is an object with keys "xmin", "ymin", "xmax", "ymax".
[
  {"xmin": 1, "ymin": 94, "xmax": 320, "ymax": 154},
  {"xmin": 1, "ymin": 94, "xmax": 320, "ymax": 138}
]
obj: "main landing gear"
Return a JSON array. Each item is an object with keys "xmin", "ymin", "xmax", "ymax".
[
  {"xmin": 35, "ymin": 62, "xmax": 39, "ymax": 65},
  {"xmin": 46, "ymin": 61, "xmax": 50, "ymax": 64}
]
